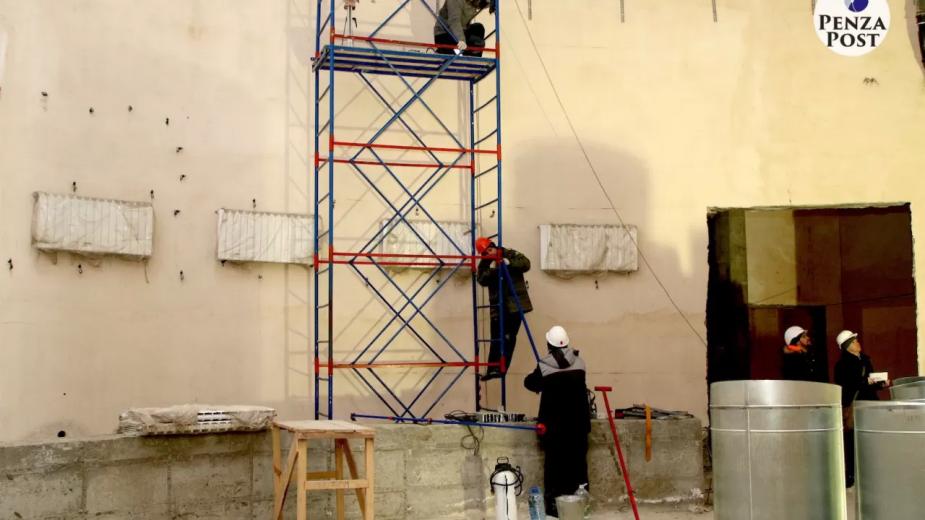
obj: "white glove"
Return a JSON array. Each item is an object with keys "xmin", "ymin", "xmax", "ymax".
[{"xmin": 457, "ymin": 41, "xmax": 468, "ymax": 51}]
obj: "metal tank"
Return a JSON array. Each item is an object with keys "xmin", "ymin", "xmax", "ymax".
[
  {"xmin": 890, "ymin": 378, "xmax": 925, "ymax": 401},
  {"xmin": 855, "ymin": 401, "xmax": 925, "ymax": 519},
  {"xmin": 891, "ymin": 376, "xmax": 925, "ymax": 387},
  {"xmin": 710, "ymin": 380, "xmax": 846, "ymax": 520}
]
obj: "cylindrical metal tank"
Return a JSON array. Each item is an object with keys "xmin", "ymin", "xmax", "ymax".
[
  {"xmin": 710, "ymin": 380, "xmax": 846, "ymax": 520},
  {"xmin": 891, "ymin": 376, "xmax": 925, "ymax": 387},
  {"xmin": 855, "ymin": 401, "xmax": 925, "ymax": 519},
  {"xmin": 890, "ymin": 378, "xmax": 925, "ymax": 401}
]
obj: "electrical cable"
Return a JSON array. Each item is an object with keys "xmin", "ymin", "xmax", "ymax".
[
  {"xmin": 511, "ymin": 0, "xmax": 708, "ymax": 347},
  {"xmin": 446, "ymin": 410, "xmax": 484, "ymax": 454}
]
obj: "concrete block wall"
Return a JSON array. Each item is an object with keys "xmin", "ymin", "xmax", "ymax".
[{"xmin": 0, "ymin": 418, "xmax": 703, "ymax": 519}]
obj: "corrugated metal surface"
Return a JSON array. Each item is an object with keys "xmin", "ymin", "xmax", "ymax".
[
  {"xmin": 31, "ymin": 192, "xmax": 154, "ymax": 258},
  {"xmin": 379, "ymin": 219, "xmax": 473, "ymax": 268},
  {"xmin": 216, "ymin": 208, "xmax": 313, "ymax": 265},
  {"xmin": 539, "ymin": 223, "xmax": 638, "ymax": 273}
]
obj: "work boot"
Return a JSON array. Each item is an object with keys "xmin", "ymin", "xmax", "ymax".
[{"xmin": 480, "ymin": 368, "xmax": 503, "ymax": 381}]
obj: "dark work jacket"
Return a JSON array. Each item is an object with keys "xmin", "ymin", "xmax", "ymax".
[
  {"xmin": 834, "ymin": 351, "xmax": 881, "ymax": 407},
  {"xmin": 477, "ymin": 248, "xmax": 533, "ymax": 319},
  {"xmin": 781, "ymin": 348, "xmax": 818, "ymax": 382},
  {"xmin": 434, "ymin": 0, "xmax": 482, "ymax": 40},
  {"xmin": 524, "ymin": 348, "xmax": 591, "ymax": 444}
]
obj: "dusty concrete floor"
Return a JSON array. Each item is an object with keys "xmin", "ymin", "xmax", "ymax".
[{"xmin": 578, "ymin": 488, "xmax": 858, "ymax": 519}]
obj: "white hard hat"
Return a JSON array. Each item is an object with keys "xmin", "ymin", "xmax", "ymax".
[
  {"xmin": 836, "ymin": 330, "xmax": 858, "ymax": 349},
  {"xmin": 784, "ymin": 326, "xmax": 806, "ymax": 346},
  {"xmin": 545, "ymin": 325, "xmax": 570, "ymax": 348}
]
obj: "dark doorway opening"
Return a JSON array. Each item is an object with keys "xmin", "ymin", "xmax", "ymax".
[{"xmin": 706, "ymin": 205, "xmax": 918, "ymax": 390}]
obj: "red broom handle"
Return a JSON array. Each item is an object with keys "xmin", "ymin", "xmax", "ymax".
[{"xmin": 594, "ymin": 386, "xmax": 641, "ymax": 520}]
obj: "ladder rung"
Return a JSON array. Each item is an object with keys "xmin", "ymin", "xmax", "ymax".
[
  {"xmin": 318, "ymin": 193, "xmax": 330, "ymax": 203},
  {"xmin": 318, "ymin": 84, "xmax": 331, "ymax": 102},
  {"xmin": 317, "ymin": 339, "xmax": 331, "ymax": 343},
  {"xmin": 317, "ymin": 267, "xmax": 330, "ymax": 276},
  {"xmin": 318, "ymin": 377, "xmax": 331, "ymax": 382},
  {"xmin": 474, "ymin": 129, "xmax": 498, "ymax": 146},
  {"xmin": 476, "ymin": 198, "xmax": 499, "ymax": 211},
  {"xmin": 318, "ymin": 15, "xmax": 332, "ymax": 38},
  {"xmin": 474, "ymin": 164, "xmax": 499, "ymax": 179},
  {"xmin": 318, "ymin": 303, "xmax": 331, "ymax": 309},
  {"xmin": 475, "ymin": 96, "xmax": 497, "ymax": 114},
  {"xmin": 318, "ymin": 412, "xmax": 331, "ymax": 418}
]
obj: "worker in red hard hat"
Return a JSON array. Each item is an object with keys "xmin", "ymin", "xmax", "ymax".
[
  {"xmin": 524, "ymin": 326, "xmax": 591, "ymax": 517},
  {"xmin": 475, "ymin": 237, "xmax": 533, "ymax": 381}
]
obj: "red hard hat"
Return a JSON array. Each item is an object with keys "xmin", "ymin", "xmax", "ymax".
[{"xmin": 475, "ymin": 237, "xmax": 492, "ymax": 254}]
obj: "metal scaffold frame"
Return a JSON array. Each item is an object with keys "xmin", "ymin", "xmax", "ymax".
[{"xmin": 312, "ymin": 0, "xmax": 507, "ymax": 419}]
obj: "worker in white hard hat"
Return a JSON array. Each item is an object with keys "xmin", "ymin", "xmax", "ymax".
[
  {"xmin": 834, "ymin": 330, "xmax": 888, "ymax": 488},
  {"xmin": 524, "ymin": 326, "xmax": 591, "ymax": 517},
  {"xmin": 781, "ymin": 325, "xmax": 820, "ymax": 382}
]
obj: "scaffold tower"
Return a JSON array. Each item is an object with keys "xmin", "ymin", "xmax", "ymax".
[{"xmin": 312, "ymin": 0, "xmax": 507, "ymax": 419}]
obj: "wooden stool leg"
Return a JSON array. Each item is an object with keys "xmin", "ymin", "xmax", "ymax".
[
  {"xmin": 274, "ymin": 434, "xmax": 299, "ymax": 520},
  {"xmin": 364, "ymin": 438, "xmax": 374, "ymax": 520},
  {"xmin": 297, "ymin": 438, "xmax": 308, "ymax": 520},
  {"xmin": 342, "ymin": 441, "xmax": 365, "ymax": 512},
  {"xmin": 335, "ymin": 439, "xmax": 346, "ymax": 520}
]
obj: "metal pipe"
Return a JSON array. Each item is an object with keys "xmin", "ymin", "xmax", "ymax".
[
  {"xmin": 710, "ymin": 380, "xmax": 847, "ymax": 520},
  {"xmin": 855, "ymin": 401, "xmax": 925, "ymax": 519}
]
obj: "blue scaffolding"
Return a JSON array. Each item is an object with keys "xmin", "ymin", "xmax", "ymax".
[{"xmin": 312, "ymin": 0, "xmax": 507, "ymax": 419}]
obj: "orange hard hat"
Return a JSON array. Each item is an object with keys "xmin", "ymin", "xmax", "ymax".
[{"xmin": 475, "ymin": 237, "xmax": 493, "ymax": 254}]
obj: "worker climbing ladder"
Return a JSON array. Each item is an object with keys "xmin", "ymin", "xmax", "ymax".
[{"xmin": 312, "ymin": 0, "xmax": 529, "ymax": 419}]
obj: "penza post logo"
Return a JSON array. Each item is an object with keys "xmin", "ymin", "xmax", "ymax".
[{"xmin": 814, "ymin": 0, "xmax": 890, "ymax": 56}]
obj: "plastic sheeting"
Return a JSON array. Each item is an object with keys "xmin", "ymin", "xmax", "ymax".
[
  {"xmin": 539, "ymin": 223, "xmax": 638, "ymax": 275},
  {"xmin": 118, "ymin": 404, "xmax": 277, "ymax": 435},
  {"xmin": 379, "ymin": 219, "xmax": 474, "ymax": 270},
  {"xmin": 216, "ymin": 208, "xmax": 313, "ymax": 265},
  {"xmin": 31, "ymin": 192, "xmax": 154, "ymax": 258}
]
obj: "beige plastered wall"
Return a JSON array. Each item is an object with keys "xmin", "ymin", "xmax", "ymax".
[{"xmin": 0, "ymin": 0, "xmax": 923, "ymax": 442}]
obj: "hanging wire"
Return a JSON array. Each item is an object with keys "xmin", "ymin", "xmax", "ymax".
[{"xmin": 511, "ymin": 0, "xmax": 708, "ymax": 347}]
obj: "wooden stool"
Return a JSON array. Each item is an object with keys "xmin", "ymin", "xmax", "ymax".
[{"xmin": 271, "ymin": 420, "xmax": 375, "ymax": 520}]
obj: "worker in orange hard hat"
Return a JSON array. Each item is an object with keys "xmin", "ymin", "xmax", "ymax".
[{"xmin": 475, "ymin": 237, "xmax": 533, "ymax": 381}]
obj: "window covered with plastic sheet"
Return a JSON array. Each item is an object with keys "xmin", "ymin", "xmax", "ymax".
[
  {"xmin": 538, "ymin": 223, "xmax": 638, "ymax": 275},
  {"xmin": 216, "ymin": 209, "xmax": 313, "ymax": 265},
  {"xmin": 378, "ymin": 219, "xmax": 474, "ymax": 271},
  {"xmin": 31, "ymin": 192, "xmax": 154, "ymax": 258}
]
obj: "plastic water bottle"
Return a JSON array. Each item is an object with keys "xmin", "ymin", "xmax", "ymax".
[
  {"xmin": 528, "ymin": 485, "xmax": 546, "ymax": 520},
  {"xmin": 575, "ymin": 484, "xmax": 591, "ymax": 518}
]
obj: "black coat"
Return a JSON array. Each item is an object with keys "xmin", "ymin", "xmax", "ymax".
[
  {"xmin": 477, "ymin": 248, "xmax": 533, "ymax": 319},
  {"xmin": 834, "ymin": 351, "xmax": 881, "ymax": 407},
  {"xmin": 524, "ymin": 348, "xmax": 591, "ymax": 443},
  {"xmin": 781, "ymin": 348, "xmax": 820, "ymax": 382}
]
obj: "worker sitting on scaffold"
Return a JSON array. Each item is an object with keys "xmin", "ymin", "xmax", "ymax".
[
  {"xmin": 475, "ymin": 237, "xmax": 532, "ymax": 381},
  {"xmin": 433, "ymin": 0, "xmax": 495, "ymax": 57}
]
